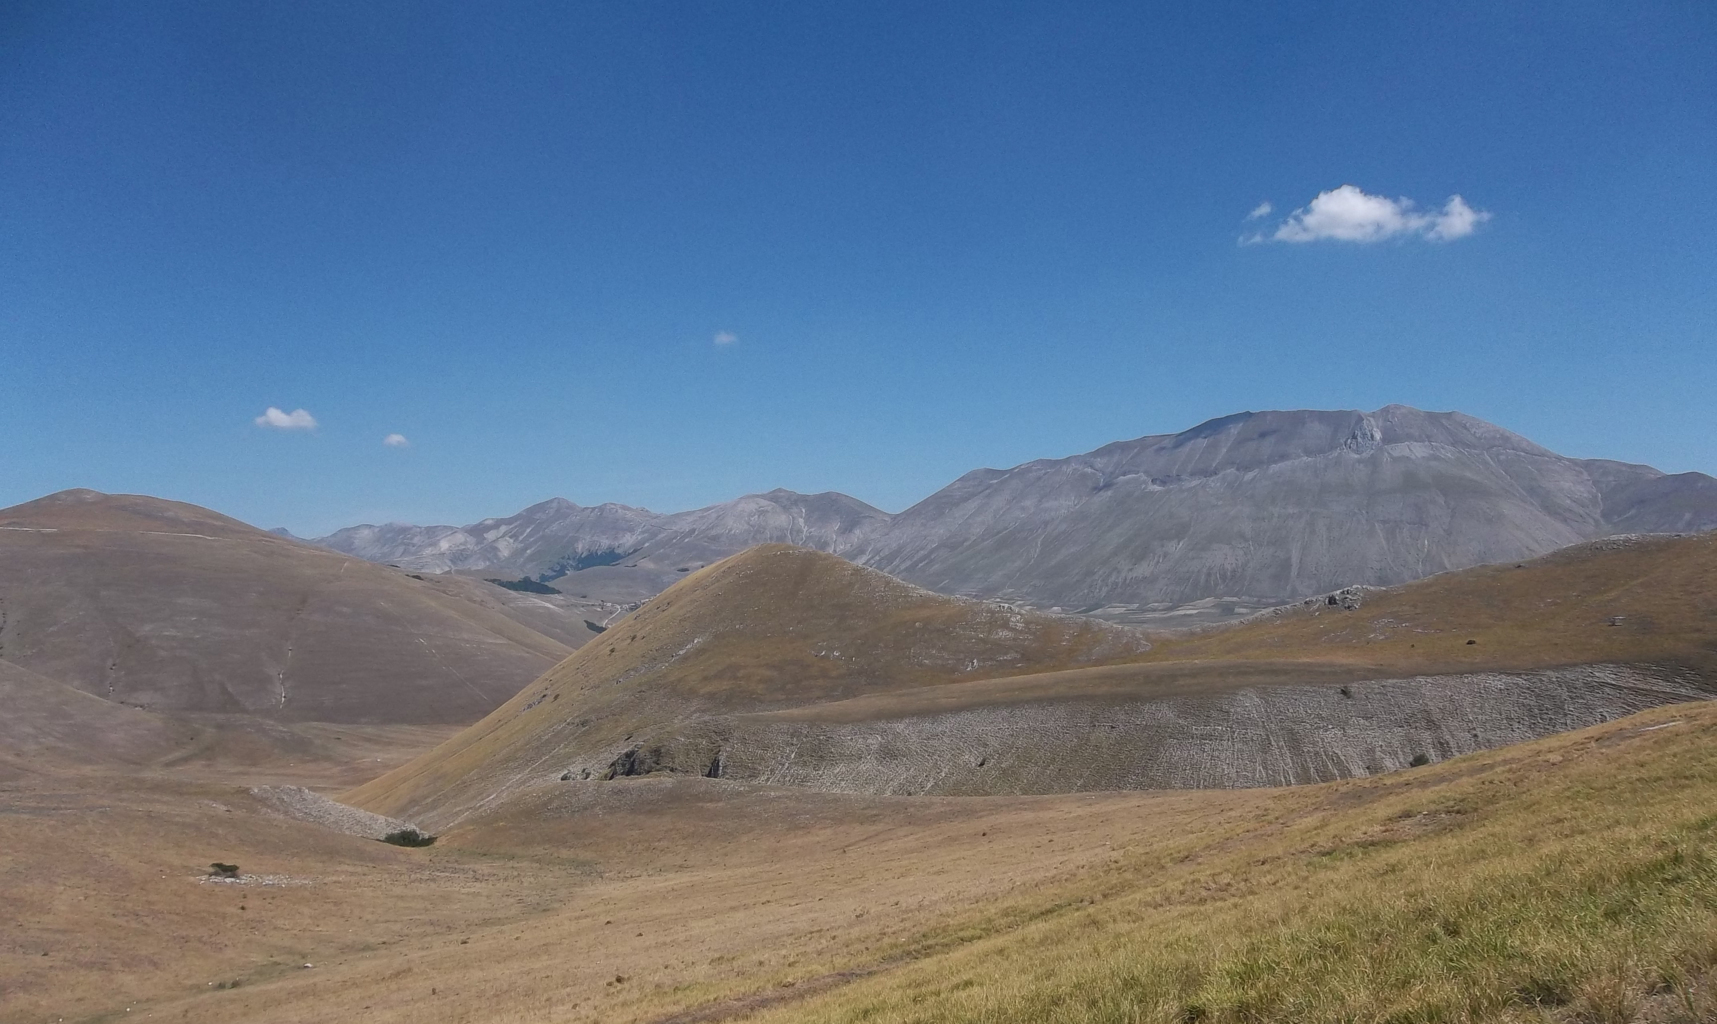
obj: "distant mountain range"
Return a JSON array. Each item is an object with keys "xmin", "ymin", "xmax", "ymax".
[
  {"xmin": 320, "ymin": 488, "xmax": 888, "ymax": 579},
  {"xmin": 317, "ymin": 406, "xmax": 1717, "ymax": 616}
]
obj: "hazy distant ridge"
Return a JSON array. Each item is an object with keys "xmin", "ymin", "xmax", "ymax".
[
  {"xmin": 319, "ymin": 489, "xmax": 890, "ymax": 578},
  {"xmin": 317, "ymin": 406, "xmax": 1717, "ymax": 611}
]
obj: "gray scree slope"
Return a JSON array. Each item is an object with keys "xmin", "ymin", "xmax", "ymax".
[
  {"xmin": 575, "ymin": 665, "xmax": 1711, "ymax": 798},
  {"xmin": 318, "ymin": 406, "xmax": 1717, "ymax": 611}
]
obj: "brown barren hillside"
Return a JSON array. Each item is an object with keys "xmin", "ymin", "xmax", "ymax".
[
  {"xmin": 0, "ymin": 489, "xmax": 575, "ymax": 725},
  {"xmin": 347, "ymin": 544, "xmax": 1150, "ymax": 821},
  {"xmin": 353, "ymin": 535, "xmax": 1717, "ymax": 815},
  {"xmin": 0, "ymin": 658, "xmax": 196, "ymax": 777}
]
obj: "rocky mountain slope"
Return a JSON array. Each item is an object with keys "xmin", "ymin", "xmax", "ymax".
[
  {"xmin": 348, "ymin": 531, "xmax": 1717, "ymax": 824},
  {"xmin": 0, "ymin": 490, "xmax": 585, "ymax": 725},
  {"xmin": 319, "ymin": 488, "xmax": 890, "ymax": 578},
  {"xmin": 316, "ymin": 406, "xmax": 1717, "ymax": 617},
  {"xmin": 859, "ymin": 405, "xmax": 1717, "ymax": 612}
]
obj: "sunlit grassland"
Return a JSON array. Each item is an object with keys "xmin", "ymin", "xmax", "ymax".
[{"xmin": 754, "ymin": 703, "xmax": 1717, "ymax": 1024}]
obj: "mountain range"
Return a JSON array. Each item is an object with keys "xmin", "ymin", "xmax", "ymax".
[{"xmin": 319, "ymin": 405, "xmax": 1717, "ymax": 617}]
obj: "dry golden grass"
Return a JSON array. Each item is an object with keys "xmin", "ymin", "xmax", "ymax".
[
  {"xmin": 751, "ymin": 701, "xmax": 1717, "ymax": 1024},
  {"xmin": 2, "ymin": 765, "xmax": 1208, "ymax": 1023},
  {"xmin": 7, "ymin": 701, "xmax": 1717, "ymax": 1024},
  {"xmin": 1144, "ymin": 532, "xmax": 1717, "ymax": 676},
  {"xmin": 9, "ymin": 536, "xmax": 1717, "ymax": 1023}
]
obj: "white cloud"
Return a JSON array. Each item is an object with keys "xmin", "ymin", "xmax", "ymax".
[
  {"xmin": 1246, "ymin": 201, "xmax": 1273, "ymax": 221},
  {"xmin": 1424, "ymin": 194, "xmax": 1487, "ymax": 240},
  {"xmin": 713, "ymin": 330, "xmax": 738, "ymax": 346},
  {"xmin": 1250, "ymin": 185, "xmax": 1490, "ymax": 244},
  {"xmin": 255, "ymin": 407, "xmax": 317, "ymax": 430},
  {"xmin": 383, "ymin": 433, "xmax": 410, "ymax": 448}
]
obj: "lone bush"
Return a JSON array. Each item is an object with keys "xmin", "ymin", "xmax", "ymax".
[
  {"xmin": 381, "ymin": 828, "xmax": 436, "ymax": 847},
  {"xmin": 1409, "ymin": 753, "xmax": 1432, "ymax": 768},
  {"xmin": 209, "ymin": 862, "xmax": 240, "ymax": 878}
]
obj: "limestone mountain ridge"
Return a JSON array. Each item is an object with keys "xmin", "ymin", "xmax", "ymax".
[{"xmin": 317, "ymin": 406, "xmax": 1717, "ymax": 617}]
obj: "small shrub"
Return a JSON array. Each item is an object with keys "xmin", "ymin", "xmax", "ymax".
[
  {"xmin": 381, "ymin": 828, "xmax": 436, "ymax": 847},
  {"xmin": 1409, "ymin": 753, "xmax": 1431, "ymax": 768},
  {"xmin": 209, "ymin": 862, "xmax": 240, "ymax": 878}
]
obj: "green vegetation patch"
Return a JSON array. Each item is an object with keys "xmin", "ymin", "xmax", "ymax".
[{"xmin": 380, "ymin": 828, "xmax": 437, "ymax": 847}]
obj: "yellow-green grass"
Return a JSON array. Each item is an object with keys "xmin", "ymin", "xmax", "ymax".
[{"xmin": 749, "ymin": 701, "xmax": 1717, "ymax": 1024}]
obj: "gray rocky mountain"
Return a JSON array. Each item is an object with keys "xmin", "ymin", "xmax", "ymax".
[
  {"xmin": 318, "ymin": 489, "xmax": 891, "ymax": 579},
  {"xmin": 316, "ymin": 406, "xmax": 1717, "ymax": 617},
  {"xmin": 319, "ymin": 498, "xmax": 664, "ymax": 576},
  {"xmin": 857, "ymin": 405, "xmax": 1717, "ymax": 614}
]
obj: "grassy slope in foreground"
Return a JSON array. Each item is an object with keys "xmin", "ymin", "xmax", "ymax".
[
  {"xmin": 8, "ymin": 704, "xmax": 1716, "ymax": 1022},
  {"xmin": 748, "ymin": 701, "xmax": 1717, "ymax": 1024}
]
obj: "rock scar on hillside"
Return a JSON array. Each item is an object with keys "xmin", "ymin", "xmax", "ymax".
[{"xmin": 249, "ymin": 786, "xmax": 421, "ymax": 840}]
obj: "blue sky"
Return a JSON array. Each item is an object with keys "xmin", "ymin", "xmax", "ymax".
[{"xmin": 2, "ymin": 1, "xmax": 1713, "ymax": 535}]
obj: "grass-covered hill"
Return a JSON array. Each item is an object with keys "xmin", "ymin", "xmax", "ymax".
[
  {"xmin": 354, "ymin": 532, "xmax": 1717, "ymax": 823},
  {"xmin": 347, "ymin": 544, "xmax": 1151, "ymax": 822}
]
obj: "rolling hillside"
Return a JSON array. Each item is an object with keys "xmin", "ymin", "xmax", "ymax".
[
  {"xmin": 352, "ymin": 531, "xmax": 1717, "ymax": 822},
  {"xmin": 0, "ymin": 489, "xmax": 582, "ymax": 725},
  {"xmin": 346, "ymin": 545, "xmax": 1151, "ymax": 822}
]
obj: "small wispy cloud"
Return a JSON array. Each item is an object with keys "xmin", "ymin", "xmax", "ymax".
[
  {"xmin": 383, "ymin": 433, "xmax": 410, "ymax": 448},
  {"xmin": 713, "ymin": 330, "xmax": 738, "ymax": 346},
  {"xmin": 255, "ymin": 407, "xmax": 317, "ymax": 430},
  {"xmin": 1242, "ymin": 185, "xmax": 1490, "ymax": 244},
  {"xmin": 1246, "ymin": 201, "xmax": 1273, "ymax": 221}
]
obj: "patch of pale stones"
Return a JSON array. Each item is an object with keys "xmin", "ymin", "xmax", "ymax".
[
  {"xmin": 249, "ymin": 785, "xmax": 420, "ymax": 840},
  {"xmin": 197, "ymin": 873, "xmax": 309, "ymax": 886}
]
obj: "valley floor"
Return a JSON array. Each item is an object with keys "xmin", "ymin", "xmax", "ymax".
[{"xmin": 6, "ymin": 701, "xmax": 1717, "ymax": 1024}]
